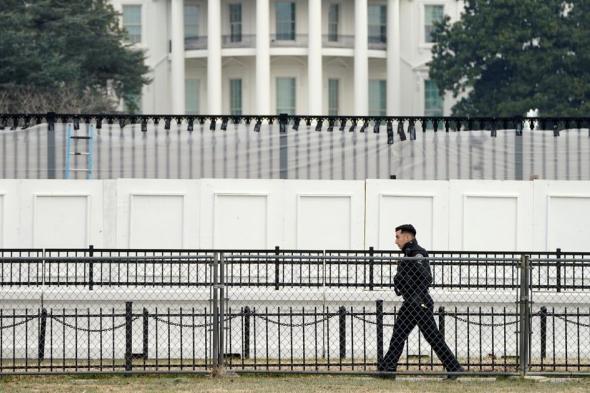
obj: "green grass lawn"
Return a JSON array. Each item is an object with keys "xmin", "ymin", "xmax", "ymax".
[{"xmin": 2, "ymin": 374, "xmax": 590, "ymax": 393}]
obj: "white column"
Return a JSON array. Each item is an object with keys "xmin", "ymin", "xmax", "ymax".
[
  {"xmin": 387, "ymin": 0, "xmax": 401, "ymax": 115},
  {"xmin": 308, "ymin": 0, "xmax": 322, "ymax": 115},
  {"xmin": 256, "ymin": 0, "xmax": 271, "ymax": 115},
  {"xmin": 354, "ymin": 0, "xmax": 369, "ymax": 116},
  {"xmin": 170, "ymin": 0, "xmax": 186, "ymax": 114},
  {"xmin": 207, "ymin": 0, "xmax": 222, "ymax": 113}
]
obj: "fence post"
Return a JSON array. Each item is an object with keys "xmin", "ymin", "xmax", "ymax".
[
  {"xmin": 143, "ymin": 308, "xmax": 149, "ymax": 360},
  {"xmin": 219, "ymin": 251, "xmax": 225, "ymax": 369},
  {"xmin": 38, "ymin": 308, "xmax": 47, "ymax": 361},
  {"xmin": 376, "ymin": 300, "xmax": 384, "ymax": 368},
  {"xmin": 88, "ymin": 244, "xmax": 94, "ymax": 291},
  {"xmin": 368, "ymin": 246, "xmax": 374, "ymax": 291},
  {"xmin": 339, "ymin": 306, "xmax": 346, "ymax": 359},
  {"xmin": 279, "ymin": 113, "xmax": 288, "ymax": 179},
  {"xmin": 540, "ymin": 306, "xmax": 547, "ymax": 360},
  {"xmin": 438, "ymin": 306, "xmax": 445, "ymax": 338},
  {"xmin": 556, "ymin": 248, "xmax": 562, "ymax": 292},
  {"xmin": 518, "ymin": 255, "xmax": 531, "ymax": 377},
  {"xmin": 125, "ymin": 301, "xmax": 133, "ymax": 372},
  {"xmin": 47, "ymin": 112, "xmax": 56, "ymax": 179},
  {"xmin": 243, "ymin": 306, "xmax": 251, "ymax": 359},
  {"xmin": 274, "ymin": 246, "xmax": 280, "ymax": 291},
  {"xmin": 212, "ymin": 252, "xmax": 220, "ymax": 369}
]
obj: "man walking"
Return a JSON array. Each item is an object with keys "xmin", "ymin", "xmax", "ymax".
[{"xmin": 379, "ymin": 224, "xmax": 463, "ymax": 379}]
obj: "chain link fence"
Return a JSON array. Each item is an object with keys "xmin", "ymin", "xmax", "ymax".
[{"xmin": 0, "ymin": 248, "xmax": 589, "ymax": 376}]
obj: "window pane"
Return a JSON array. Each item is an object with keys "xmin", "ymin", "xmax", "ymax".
[
  {"xmin": 424, "ymin": 80, "xmax": 443, "ymax": 116},
  {"xmin": 276, "ymin": 2, "xmax": 296, "ymax": 40},
  {"xmin": 184, "ymin": 4, "xmax": 200, "ymax": 38},
  {"xmin": 229, "ymin": 4, "xmax": 242, "ymax": 42},
  {"xmin": 425, "ymin": 5, "xmax": 444, "ymax": 43},
  {"xmin": 368, "ymin": 5, "xmax": 386, "ymax": 43},
  {"xmin": 185, "ymin": 79, "xmax": 200, "ymax": 115},
  {"xmin": 276, "ymin": 77, "xmax": 296, "ymax": 115},
  {"xmin": 123, "ymin": 5, "xmax": 141, "ymax": 24},
  {"xmin": 328, "ymin": 3, "xmax": 339, "ymax": 42},
  {"xmin": 122, "ymin": 5, "xmax": 142, "ymax": 44},
  {"xmin": 230, "ymin": 79, "xmax": 242, "ymax": 115},
  {"xmin": 368, "ymin": 79, "xmax": 386, "ymax": 116},
  {"xmin": 328, "ymin": 79, "xmax": 339, "ymax": 116}
]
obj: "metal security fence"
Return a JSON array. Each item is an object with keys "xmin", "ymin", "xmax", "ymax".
[
  {"xmin": 1, "ymin": 113, "xmax": 590, "ymax": 180},
  {"xmin": 1, "ymin": 248, "xmax": 590, "ymax": 376}
]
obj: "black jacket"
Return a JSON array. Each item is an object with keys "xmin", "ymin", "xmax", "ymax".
[{"xmin": 393, "ymin": 240, "xmax": 433, "ymax": 305}]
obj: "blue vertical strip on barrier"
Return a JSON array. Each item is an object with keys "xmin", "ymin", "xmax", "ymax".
[
  {"xmin": 87, "ymin": 124, "xmax": 95, "ymax": 179},
  {"xmin": 65, "ymin": 123, "xmax": 72, "ymax": 179}
]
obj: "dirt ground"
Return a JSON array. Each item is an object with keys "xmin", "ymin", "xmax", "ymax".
[{"xmin": 2, "ymin": 374, "xmax": 590, "ymax": 393}]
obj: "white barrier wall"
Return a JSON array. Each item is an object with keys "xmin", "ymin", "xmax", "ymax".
[{"xmin": 0, "ymin": 179, "xmax": 589, "ymax": 250}]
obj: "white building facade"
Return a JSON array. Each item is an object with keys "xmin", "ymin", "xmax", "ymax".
[{"xmin": 111, "ymin": 0, "xmax": 464, "ymax": 116}]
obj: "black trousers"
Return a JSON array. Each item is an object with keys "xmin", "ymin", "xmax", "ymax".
[{"xmin": 381, "ymin": 301, "xmax": 462, "ymax": 372}]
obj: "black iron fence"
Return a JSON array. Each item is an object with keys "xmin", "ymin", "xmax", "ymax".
[
  {"xmin": 1, "ymin": 248, "xmax": 590, "ymax": 376},
  {"xmin": 2, "ymin": 248, "xmax": 589, "ymax": 290}
]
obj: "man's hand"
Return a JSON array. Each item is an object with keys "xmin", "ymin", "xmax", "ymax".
[{"xmin": 394, "ymin": 274, "xmax": 401, "ymax": 296}]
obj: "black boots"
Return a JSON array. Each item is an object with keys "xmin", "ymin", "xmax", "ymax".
[{"xmin": 446, "ymin": 366, "xmax": 465, "ymax": 380}]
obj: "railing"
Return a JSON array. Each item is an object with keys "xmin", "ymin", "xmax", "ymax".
[
  {"xmin": 322, "ymin": 34, "xmax": 354, "ymax": 48},
  {"xmin": 368, "ymin": 35, "xmax": 387, "ymax": 50},
  {"xmin": 185, "ymin": 34, "xmax": 366, "ymax": 50},
  {"xmin": 2, "ymin": 248, "xmax": 587, "ymax": 290},
  {"xmin": 222, "ymin": 34, "xmax": 256, "ymax": 48},
  {"xmin": 270, "ymin": 34, "xmax": 308, "ymax": 48},
  {"xmin": 185, "ymin": 36, "xmax": 207, "ymax": 50}
]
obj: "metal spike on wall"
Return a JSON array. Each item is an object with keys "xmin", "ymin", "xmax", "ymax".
[
  {"xmin": 387, "ymin": 121, "xmax": 394, "ymax": 144},
  {"xmin": 397, "ymin": 120, "xmax": 407, "ymax": 141},
  {"xmin": 373, "ymin": 119, "xmax": 381, "ymax": 133},
  {"xmin": 315, "ymin": 119, "xmax": 322, "ymax": 132},
  {"xmin": 360, "ymin": 120, "xmax": 368, "ymax": 133},
  {"xmin": 327, "ymin": 119, "xmax": 334, "ymax": 132},
  {"xmin": 409, "ymin": 120, "xmax": 416, "ymax": 140}
]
